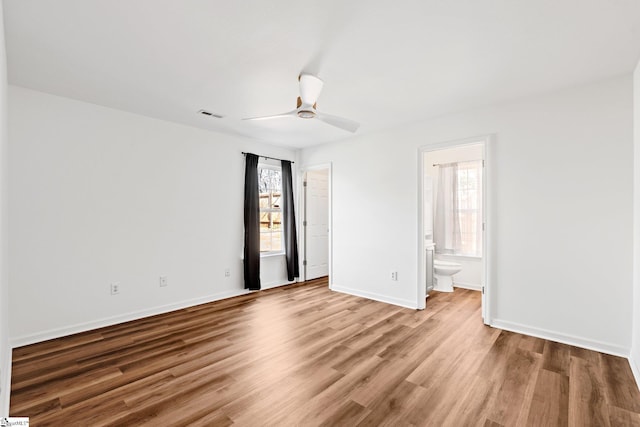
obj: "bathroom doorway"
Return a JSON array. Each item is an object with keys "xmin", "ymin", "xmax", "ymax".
[{"xmin": 417, "ymin": 136, "xmax": 491, "ymax": 323}]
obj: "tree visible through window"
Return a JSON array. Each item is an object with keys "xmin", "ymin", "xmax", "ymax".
[{"xmin": 258, "ymin": 165, "xmax": 283, "ymax": 253}]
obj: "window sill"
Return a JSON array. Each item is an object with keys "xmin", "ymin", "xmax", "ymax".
[{"xmin": 260, "ymin": 252, "xmax": 286, "ymax": 258}]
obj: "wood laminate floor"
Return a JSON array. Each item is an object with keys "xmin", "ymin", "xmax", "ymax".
[{"xmin": 10, "ymin": 278, "xmax": 640, "ymax": 426}]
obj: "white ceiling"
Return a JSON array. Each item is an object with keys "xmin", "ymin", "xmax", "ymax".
[{"xmin": 4, "ymin": 0, "xmax": 640, "ymax": 149}]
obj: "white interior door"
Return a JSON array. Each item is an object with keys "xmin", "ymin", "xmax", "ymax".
[{"xmin": 305, "ymin": 169, "xmax": 329, "ymax": 280}]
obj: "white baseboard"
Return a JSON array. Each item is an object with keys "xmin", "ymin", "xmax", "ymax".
[
  {"xmin": 261, "ymin": 280, "xmax": 296, "ymax": 291},
  {"xmin": 1, "ymin": 346, "xmax": 11, "ymax": 417},
  {"xmin": 10, "ymin": 279, "xmax": 300, "ymax": 348},
  {"xmin": 453, "ymin": 281, "xmax": 481, "ymax": 291},
  {"xmin": 630, "ymin": 352, "xmax": 640, "ymax": 391},
  {"xmin": 331, "ymin": 284, "xmax": 417, "ymax": 309},
  {"xmin": 491, "ymin": 318, "xmax": 628, "ymax": 358},
  {"xmin": 10, "ymin": 288, "xmax": 255, "ymax": 348}
]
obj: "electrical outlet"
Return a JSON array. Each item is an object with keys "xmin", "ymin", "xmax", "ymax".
[
  {"xmin": 110, "ymin": 282, "xmax": 120, "ymax": 295},
  {"xmin": 159, "ymin": 276, "xmax": 168, "ymax": 287},
  {"xmin": 224, "ymin": 268, "xmax": 231, "ymax": 277},
  {"xmin": 391, "ymin": 271, "xmax": 398, "ymax": 281}
]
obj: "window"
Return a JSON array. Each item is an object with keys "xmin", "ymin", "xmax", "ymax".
[
  {"xmin": 456, "ymin": 161, "xmax": 482, "ymax": 256},
  {"xmin": 434, "ymin": 160, "xmax": 482, "ymax": 257},
  {"xmin": 258, "ymin": 165, "xmax": 283, "ymax": 253}
]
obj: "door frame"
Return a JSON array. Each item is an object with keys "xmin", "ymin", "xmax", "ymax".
[
  {"xmin": 298, "ymin": 162, "xmax": 333, "ymax": 288},
  {"xmin": 417, "ymin": 135, "xmax": 494, "ymax": 324}
]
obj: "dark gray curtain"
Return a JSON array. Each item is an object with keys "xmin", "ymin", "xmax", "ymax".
[
  {"xmin": 243, "ymin": 153, "xmax": 261, "ymax": 290},
  {"xmin": 281, "ymin": 160, "xmax": 299, "ymax": 281}
]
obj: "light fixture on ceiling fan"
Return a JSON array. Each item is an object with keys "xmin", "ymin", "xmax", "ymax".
[{"xmin": 242, "ymin": 73, "xmax": 360, "ymax": 133}]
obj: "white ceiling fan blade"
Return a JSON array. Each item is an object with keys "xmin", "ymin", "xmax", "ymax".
[
  {"xmin": 299, "ymin": 74, "xmax": 323, "ymax": 106},
  {"xmin": 242, "ymin": 109, "xmax": 298, "ymax": 121},
  {"xmin": 315, "ymin": 112, "xmax": 360, "ymax": 133}
]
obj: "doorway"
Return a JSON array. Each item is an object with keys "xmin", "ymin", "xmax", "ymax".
[
  {"xmin": 300, "ymin": 164, "xmax": 332, "ymax": 284},
  {"xmin": 418, "ymin": 136, "xmax": 491, "ymax": 323}
]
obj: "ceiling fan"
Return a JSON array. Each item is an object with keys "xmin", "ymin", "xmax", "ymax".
[{"xmin": 242, "ymin": 74, "xmax": 360, "ymax": 133}]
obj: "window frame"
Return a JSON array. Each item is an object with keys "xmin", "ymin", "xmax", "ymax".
[
  {"xmin": 453, "ymin": 160, "xmax": 483, "ymax": 258},
  {"xmin": 257, "ymin": 163, "xmax": 285, "ymax": 256}
]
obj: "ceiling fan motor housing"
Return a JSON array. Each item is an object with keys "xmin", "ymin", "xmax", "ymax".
[{"xmin": 297, "ymin": 110, "xmax": 316, "ymax": 119}]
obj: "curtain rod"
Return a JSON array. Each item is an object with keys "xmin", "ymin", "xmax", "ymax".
[
  {"xmin": 432, "ymin": 159, "xmax": 482, "ymax": 167},
  {"xmin": 242, "ymin": 152, "xmax": 294, "ymax": 164}
]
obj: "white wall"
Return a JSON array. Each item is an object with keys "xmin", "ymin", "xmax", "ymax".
[
  {"xmin": 631, "ymin": 61, "xmax": 640, "ymax": 382},
  {"xmin": 301, "ymin": 75, "xmax": 634, "ymax": 355},
  {"xmin": 424, "ymin": 144, "xmax": 484, "ymax": 290},
  {"xmin": 8, "ymin": 86, "xmax": 296, "ymax": 345},
  {"xmin": 0, "ymin": 1, "xmax": 10, "ymax": 417}
]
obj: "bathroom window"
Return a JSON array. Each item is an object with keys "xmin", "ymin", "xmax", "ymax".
[
  {"xmin": 456, "ymin": 161, "xmax": 482, "ymax": 256},
  {"xmin": 258, "ymin": 164, "xmax": 284, "ymax": 254},
  {"xmin": 435, "ymin": 160, "xmax": 483, "ymax": 257}
]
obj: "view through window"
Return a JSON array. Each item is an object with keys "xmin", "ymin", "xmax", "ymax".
[
  {"xmin": 258, "ymin": 165, "xmax": 283, "ymax": 253},
  {"xmin": 456, "ymin": 161, "xmax": 482, "ymax": 256}
]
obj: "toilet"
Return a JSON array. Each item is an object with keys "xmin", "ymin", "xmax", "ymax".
[{"xmin": 433, "ymin": 259, "xmax": 462, "ymax": 292}]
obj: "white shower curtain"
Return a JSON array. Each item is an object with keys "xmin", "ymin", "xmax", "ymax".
[{"xmin": 434, "ymin": 163, "xmax": 461, "ymax": 254}]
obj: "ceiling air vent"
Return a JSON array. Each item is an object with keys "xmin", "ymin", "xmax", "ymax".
[{"xmin": 197, "ymin": 109, "xmax": 224, "ymax": 119}]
